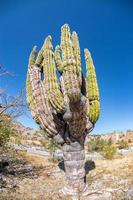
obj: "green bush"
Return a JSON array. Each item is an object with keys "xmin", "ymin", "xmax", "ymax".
[
  {"xmin": 117, "ymin": 140, "xmax": 129, "ymax": 149},
  {"xmin": 40, "ymin": 131, "xmax": 60, "ymax": 152},
  {"xmin": 87, "ymin": 136, "xmax": 117, "ymax": 159},
  {"xmin": 0, "ymin": 116, "xmax": 15, "ymax": 151},
  {"xmin": 102, "ymin": 145, "xmax": 117, "ymax": 159},
  {"xmin": 87, "ymin": 136, "xmax": 108, "ymax": 152}
]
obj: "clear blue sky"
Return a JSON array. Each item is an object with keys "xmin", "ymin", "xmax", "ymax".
[{"xmin": 0, "ymin": 0, "xmax": 133, "ymax": 134}]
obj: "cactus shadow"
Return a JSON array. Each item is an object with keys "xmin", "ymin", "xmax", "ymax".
[
  {"xmin": 58, "ymin": 160, "xmax": 95, "ymax": 174},
  {"xmin": 58, "ymin": 160, "xmax": 65, "ymax": 171},
  {"xmin": 85, "ymin": 160, "xmax": 95, "ymax": 174}
]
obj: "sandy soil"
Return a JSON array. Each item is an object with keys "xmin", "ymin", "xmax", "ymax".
[{"xmin": 0, "ymin": 152, "xmax": 133, "ymax": 200}]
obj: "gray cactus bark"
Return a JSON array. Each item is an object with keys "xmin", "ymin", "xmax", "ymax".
[{"xmin": 60, "ymin": 135, "xmax": 89, "ymax": 199}]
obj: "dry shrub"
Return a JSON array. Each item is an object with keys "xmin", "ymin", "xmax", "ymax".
[{"xmin": 102, "ymin": 145, "xmax": 117, "ymax": 159}]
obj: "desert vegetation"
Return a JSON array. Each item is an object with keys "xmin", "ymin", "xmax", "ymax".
[
  {"xmin": 0, "ymin": 117, "xmax": 133, "ymax": 199},
  {"xmin": 87, "ymin": 136, "xmax": 117, "ymax": 159}
]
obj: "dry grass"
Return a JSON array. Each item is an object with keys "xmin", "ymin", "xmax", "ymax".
[{"xmin": 0, "ymin": 152, "xmax": 133, "ymax": 200}]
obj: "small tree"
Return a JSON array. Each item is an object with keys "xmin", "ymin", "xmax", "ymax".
[
  {"xmin": 0, "ymin": 65, "xmax": 26, "ymax": 118},
  {"xmin": 0, "ymin": 66, "xmax": 26, "ymax": 152},
  {"xmin": 0, "ymin": 116, "xmax": 13, "ymax": 151}
]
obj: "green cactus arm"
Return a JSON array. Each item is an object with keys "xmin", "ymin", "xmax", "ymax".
[
  {"xmin": 28, "ymin": 65, "xmax": 64, "ymax": 136},
  {"xmin": 89, "ymin": 100, "xmax": 100, "ymax": 124},
  {"xmin": 54, "ymin": 45, "xmax": 63, "ymax": 73},
  {"xmin": 71, "ymin": 31, "xmax": 82, "ymax": 87},
  {"xmin": 60, "ymin": 24, "xmax": 81, "ymax": 103},
  {"xmin": 28, "ymin": 46, "xmax": 37, "ymax": 65},
  {"xmin": 35, "ymin": 42, "xmax": 45, "ymax": 66},
  {"xmin": 26, "ymin": 46, "xmax": 38, "ymax": 120},
  {"xmin": 26, "ymin": 73, "xmax": 36, "ymax": 118},
  {"xmin": 26, "ymin": 46, "xmax": 65, "ymax": 137},
  {"xmin": 61, "ymin": 24, "xmax": 73, "ymax": 60},
  {"xmin": 84, "ymin": 48, "xmax": 100, "ymax": 124},
  {"xmin": 42, "ymin": 36, "xmax": 65, "ymax": 113}
]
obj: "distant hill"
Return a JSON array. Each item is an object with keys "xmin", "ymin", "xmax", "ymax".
[
  {"xmin": 10, "ymin": 119, "xmax": 133, "ymax": 146},
  {"xmin": 11, "ymin": 121, "xmax": 36, "ymax": 137},
  {"xmin": 89, "ymin": 130, "xmax": 133, "ymax": 145}
]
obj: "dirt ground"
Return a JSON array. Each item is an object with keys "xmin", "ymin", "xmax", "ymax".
[{"xmin": 0, "ymin": 152, "xmax": 133, "ymax": 200}]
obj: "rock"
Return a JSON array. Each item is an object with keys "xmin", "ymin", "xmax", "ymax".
[{"xmin": 126, "ymin": 186, "xmax": 133, "ymax": 199}]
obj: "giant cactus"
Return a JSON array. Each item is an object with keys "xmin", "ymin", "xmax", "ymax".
[{"xmin": 26, "ymin": 24, "xmax": 100, "ymax": 199}]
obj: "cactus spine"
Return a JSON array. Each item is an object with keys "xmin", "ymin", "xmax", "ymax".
[{"xmin": 26, "ymin": 24, "xmax": 100, "ymax": 198}]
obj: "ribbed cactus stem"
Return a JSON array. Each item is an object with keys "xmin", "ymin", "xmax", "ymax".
[
  {"xmin": 72, "ymin": 31, "xmax": 82, "ymax": 87},
  {"xmin": 26, "ymin": 46, "xmax": 65, "ymax": 137},
  {"xmin": 60, "ymin": 24, "xmax": 81, "ymax": 103},
  {"xmin": 55, "ymin": 45, "xmax": 63, "ymax": 73},
  {"xmin": 85, "ymin": 49, "xmax": 99, "ymax": 101},
  {"xmin": 29, "ymin": 46, "xmax": 37, "ymax": 65},
  {"xmin": 26, "ymin": 46, "xmax": 37, "ymax": 120},
  {"xmin": 61, "ymin": 24, "xmax": 73, "ymax": 60},
  {"xmin": 85, "ymin": 48, "xmax": 100, "ymax": 123},
  {"xmin": 43, "ymin": 36, "xmax": 65, "ymax": 113},
  {"xmin": 35, "ymin": 41, "xmax": 45, "ymax": 66},
  {"xmin": 26, "ymin": 73, "xmax": 36, "ymax": 118},
  {"xmin": 28, "ymin": 65, "xmax": 64, "ymax": 136}
]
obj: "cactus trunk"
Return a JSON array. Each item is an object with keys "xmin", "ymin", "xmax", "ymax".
[{"xmin": 61, "ymin": 138, "xmax": 89, "ymax": 199}]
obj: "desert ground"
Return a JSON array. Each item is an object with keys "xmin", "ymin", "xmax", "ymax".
[{"xmin": 0, "ymin": 149, "xmax": 133, "ymax": 200}]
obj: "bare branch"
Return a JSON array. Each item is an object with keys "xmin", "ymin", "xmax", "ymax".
[
  {"xmin": 0, "ymin": 65, "xmax": 26, "ymax": 118},
  {"xmin": 0, "ymin": 89, "xmax": 27, "ymax": 118},
  {"xmin": 0, "ymin": 65, "xmax": 15, "ymax": 77}
]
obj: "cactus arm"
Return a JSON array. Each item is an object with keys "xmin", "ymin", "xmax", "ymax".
[
  {"xmin": 71, "ymin": 31, "xmax": 82, "ymax": 87},
  {"xmin": 28, "ymin": 65, "xmax": 61, "ymax": 136},
  {"xmin": 54, "ymin": 45, "xmax": 63, "ymax": 73},
  {"xmin": 61, "ymin": 24, "xmax": 74, "ymax": 60},
  {"xmin": 29, "ymin": 64, "xmax": 65, "ymax": 136},
  {"xmin": 60, "ymin": 24, "xmax": 81, "ymax": 103},
  {"xmin": 42, "ymin": 36, "xmax": 65, "ymax": 113},
  {"xmin": 26, "ymin": 73, "xmax": 36, "ymax": 118},
  {"xmin": 35, "ymin": 41, "xmax": 45, "ymax": 66},
  {"xmin": 26, "ymin": 46, "xmax": 65, "ymax": 137},
  {"xmin": 28, "ymin": 46, "xmax": 37, "ymax": 65},
  {"xmin": 26, "ymin": 46, "xmax": 38, "ymax": 120},
  {"xmin": 84, "ymin": 48, "xmax": 100, "ymax": 124}
]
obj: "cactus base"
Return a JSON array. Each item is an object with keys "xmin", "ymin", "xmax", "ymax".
[
  {"xmin": 60, "ymin": 140, "xmax": 89, "ymax": 199},
  {"xmin": 59, "ymin": 184, "xmax": 90, "ymax": 200}
]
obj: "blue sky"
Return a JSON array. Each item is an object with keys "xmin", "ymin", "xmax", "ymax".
[{"xmin": 0, "ymin": 0, "xmax": 133, "ymax": 134}]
